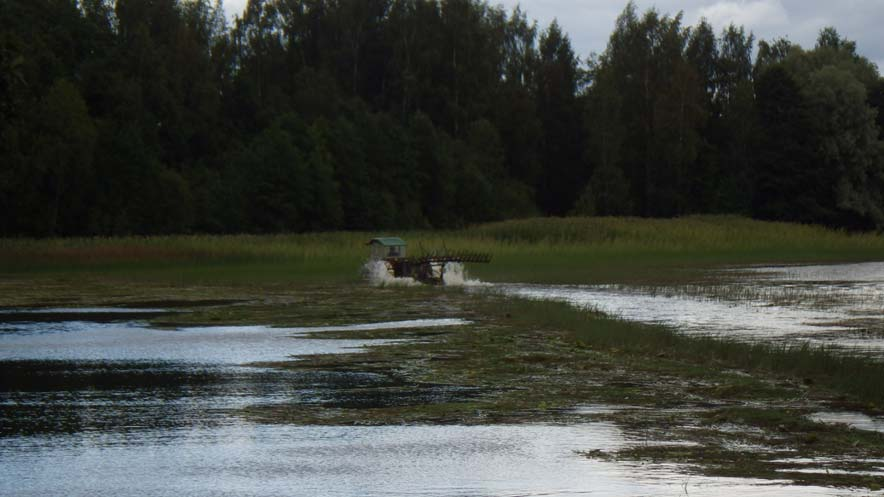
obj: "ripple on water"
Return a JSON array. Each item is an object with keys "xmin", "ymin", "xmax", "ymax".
[
  {"xmin": 0, "ymin": 321, "xmax": 408, "ymax": 364},
  {"xmin": 492, "ymin": 261, "xmax": 884, "ymax": 355},
  {"xmin": 0, "ymin": 422, "xmax": 874, "ymax": 497},
  {"xmin": 1, "ymin": 302, "xmax": 881, "ymax": 496}
]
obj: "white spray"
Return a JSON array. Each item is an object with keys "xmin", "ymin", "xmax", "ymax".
[
  {"xmin": 362, "ymin": 260, "xmax": 420, "ymax": 287},
  {"xmin": 441, "ymin": 262, "xmax": 488, "ymax": 287},
  {"xmin": 362, "ymin": 260, "xmax": 487, "ymax": 287}
]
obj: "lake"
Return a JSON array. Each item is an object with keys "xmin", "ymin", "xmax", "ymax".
[{"xmin": 2, "ymin": 262, "xmax": 883, "ymax": 495}]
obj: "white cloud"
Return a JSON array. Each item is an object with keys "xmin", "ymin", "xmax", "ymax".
[
  {"xmin": 223, "ymin": 0, "xmax": 248, "ymax": 20},
  {"xmin": 694, "ymin": 0, "xmax": 789, "ymax": 30}
]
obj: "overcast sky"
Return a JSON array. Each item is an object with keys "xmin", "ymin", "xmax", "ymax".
[{"xmin": 222, "ymin": 0, "xmax": 884, "ymax": 70}]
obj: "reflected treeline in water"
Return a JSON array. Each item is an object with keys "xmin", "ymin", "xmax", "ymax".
[
  {"xmin": 0, "ymin": 360, "xmax": 220, "ymax": 391},
  {"xmin": 1, "ymin": 360, "xmax": 226, "ymax": 437},
  {"xmin": 0, "ymin": 311, "xmax": 171, "ymax": 324},
  {"xmin": 299, "ymin": 383, "xmax": 487, "ymax": 410},
  {"xmin": 0, "ymin": 358, "xmax": 418, "ymax": 438},
  {"xmin": 0, "ymin": 308, "xmax": 489, "ymax": 440}
]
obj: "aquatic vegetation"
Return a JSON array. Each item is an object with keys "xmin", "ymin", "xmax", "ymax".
[
  {"xmin": 4, "ymin": 217, "xmax": 884, "ymax": 490},
  {"xmin": 499, "ymin": 297, "xmax": 884, "ymax": 406},
  {"xmin": 229, "ymin": 289, "xmax": 884, "ymax": 488},
  {"xmin": 2, "ymin": 216, "xmax": 884, "ymax": 286}
]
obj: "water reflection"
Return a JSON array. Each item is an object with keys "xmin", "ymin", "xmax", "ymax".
[
  {"xmin": 0, "ymin": 423, "xmax": 863, "ymax": 497},
  {"xmin": 0, "ymin": 361, "xmax": 392, "ymax": 437},
  {"xmin": 284, "ymin": 318, "xmax": 472, "ymax": 333},
  {"xmin": 0, "ymin": 321, "xmax": 397, "ymax": 363},
  {"xmin": 0, "ymin": 313, "xmax": 410, "ymax": 439},
  {"xmin": 745, "ymin": 261, "xmax": 884, "ymax": 283},
  {"xmin": 0, "ymin": 298, "xmax": 879, "ymax": 496},
  {"xmin": 497, "ymin": 261, "xmax": 884, "ymax": 355},
  {"xmin": 0, "ymin": 307, "xmax": 171, "ymax": 324}
]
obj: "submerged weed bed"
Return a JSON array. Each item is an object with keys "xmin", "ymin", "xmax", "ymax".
[
  {"xmin": 232, "ymin": 288, "xmax": 884, "ymax": 489},
  {"xmin": 503, "ymin": 298, "xmax": 884, "ymax": 407}
]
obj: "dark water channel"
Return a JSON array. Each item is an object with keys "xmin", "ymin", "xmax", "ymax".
[{"xmin": 0, "ymin": 301, "xmax": 877, "ymax": 495}]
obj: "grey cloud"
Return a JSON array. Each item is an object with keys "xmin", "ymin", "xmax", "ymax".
[{"xmin": 500, "ymin": 0, "xmax": 883, "ymax": 69}]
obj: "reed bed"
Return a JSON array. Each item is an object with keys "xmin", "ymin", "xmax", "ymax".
[
  {"xmin": 624, "ymin": 283, "xmax": 877, "ymax": 310},
  {"xmin": 1, "ymin": 215, "xmax": 883, "ymax": 284}
]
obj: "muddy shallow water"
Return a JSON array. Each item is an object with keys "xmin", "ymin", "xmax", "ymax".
[
  {"xmin": 2, "ymin": 263, "xmax": 884, "ymax": 496},
  {"xmin": 497, "ymin": 261, "xmax": 884, "ymax": 355}
]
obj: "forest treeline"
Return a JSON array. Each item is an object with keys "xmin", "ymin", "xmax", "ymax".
[{"xmin": 1, "ymin": 0, "xmax": 883, "ymax": 236}]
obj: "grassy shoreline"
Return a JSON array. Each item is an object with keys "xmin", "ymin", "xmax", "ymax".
[{"xmin": 2, "ymin": 215, "xmax": 884, "ymax": 285}]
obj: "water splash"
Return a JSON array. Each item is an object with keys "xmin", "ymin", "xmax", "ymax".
[
  {"xmin": 442, "ymin": 263, "xmax": 488, "ymax": 287},
  {"xmin": 362, "ymin": 260, "xmax": 420, "ymax": 287},
  {"xmin": 362, "ymin": 260, "xmax": 487, "ymax": 287}
]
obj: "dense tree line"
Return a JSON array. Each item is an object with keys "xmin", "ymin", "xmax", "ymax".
[{"xmin": 1, "ymin": 0, "xmax": 883, "ymax": 236}]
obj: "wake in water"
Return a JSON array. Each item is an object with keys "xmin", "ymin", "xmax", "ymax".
[{"xmin": 362, "ymin": 260, "xmax": 487, "ymax": 287}]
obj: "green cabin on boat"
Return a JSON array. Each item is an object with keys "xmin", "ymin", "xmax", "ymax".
[{"xmin": 367, "ymin": 237, "xmax": 407, "ymax": 260}]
